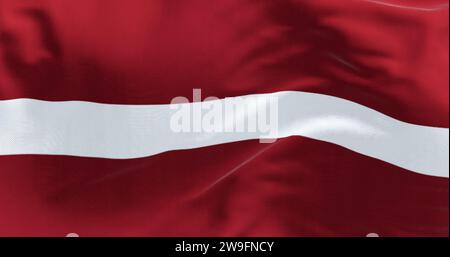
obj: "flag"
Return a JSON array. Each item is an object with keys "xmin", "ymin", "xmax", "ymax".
[{"xmin": 0, "ymin": 0, "xmax": 448, "ymax": 236}]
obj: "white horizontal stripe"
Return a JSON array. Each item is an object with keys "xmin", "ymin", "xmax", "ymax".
[{"xmin": 0, "ymin": 91, "xmax": 448, "ymax": 178}]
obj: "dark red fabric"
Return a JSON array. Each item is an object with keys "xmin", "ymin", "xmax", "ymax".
[
  {"xmin": 0, "ymin": 138, "xmax": 448, "ymax": 236},
  {"xmin": 0, "ymin": 0, "xmax": 448, "ymax": 236}
]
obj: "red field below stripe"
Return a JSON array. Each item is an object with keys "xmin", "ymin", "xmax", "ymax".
[{"xmin": 0, "ymin": 136, "xmax": 447, "ymax": 236}]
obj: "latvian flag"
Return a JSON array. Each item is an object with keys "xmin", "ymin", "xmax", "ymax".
[{"xmin": 0, "ymin": 0, "xmax": 448, "ymax": 237}]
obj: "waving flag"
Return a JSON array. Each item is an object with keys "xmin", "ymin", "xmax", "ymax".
[{"xmin": 0, "ymin": 0, "xmax": 448, "ymax": 236}]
